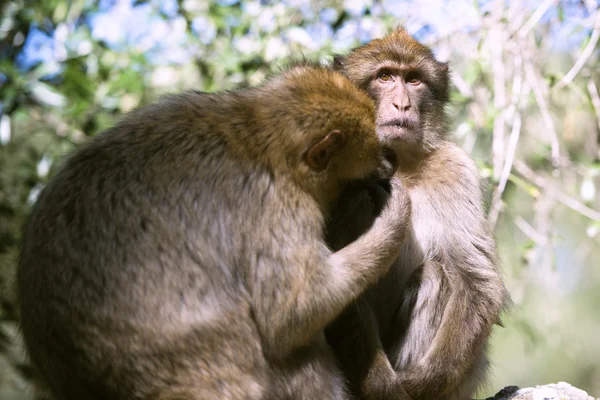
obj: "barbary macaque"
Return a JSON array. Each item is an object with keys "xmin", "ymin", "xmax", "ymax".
[
  {"xmin": 16, "ymin": 64, "xmax": 412, "ymax": 400},
  {"xmin": 325, "ymin": 28, "xmax": 510, "ymax": 400}
]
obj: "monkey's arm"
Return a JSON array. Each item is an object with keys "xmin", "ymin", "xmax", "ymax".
[
  {"xmin": 252, "ymin": 178, "xmax": 411, "ymax": 359},
  {"xmin": 393, "ymin": 237, "xmax": 506, "ymax": 400}
]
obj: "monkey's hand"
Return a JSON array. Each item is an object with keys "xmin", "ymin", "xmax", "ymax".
[
  {"xmin": 374, "ymin": 177, "xmax": 411, "ymax": 243},
  {"xmin": 373, "ymin": 146, "xmax": 398, "ymax": 180},
  {"xmin": 341, "ymin": 177, "xmax": 411, "ymax": 281},
  {"xmin": 325, "ymin": 181, "xmax": 391, "ymax": 251},
  {"xmin": 362, "ymin": 354, "xmax": 412, "ymax": 400}
]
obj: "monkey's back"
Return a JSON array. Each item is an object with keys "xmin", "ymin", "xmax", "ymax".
[{"xmin": 16, "ymin": 91, "xmax": 292, "ymax": 400}]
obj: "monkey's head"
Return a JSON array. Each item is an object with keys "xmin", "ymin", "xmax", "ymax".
[
  {"xmin": 258, "ymin": 65, "xmax": 386, "ymax": 206},
  {"xmin": 333, "ymin": 28, "xmax": 450, "ymax": 154}
]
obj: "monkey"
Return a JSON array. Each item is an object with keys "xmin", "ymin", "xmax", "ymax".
[
  {"xmin": 15, "ymin": 63, "xmax": 413, "ymax": 400},
  {"xmin": 324, "ymin": 28, "xmax": 511, "ymax": 400}
]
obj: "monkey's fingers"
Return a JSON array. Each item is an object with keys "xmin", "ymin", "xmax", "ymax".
[
  {"xmin": 372, "ymin": 146, "xmax": 398, "ymax": 180},
  {"xmin": 374, "ymin": 158, "xmax": 395, "ymax": 180},
  {"xmin": 396, "ymin": 370, "xmax": 434, "ymax": 400},
  {"xmin": 365, "ymin": 181, "xmax": 391, "ymax": 216},
  {"xmin": 361, "ymin": 177, "xmax": 411, "ymax": 266},
  {"xmin": 362, "ymin": 350, "xmax": 412, "ymax": 400},
  {"xmin": 326, "ymin": 190, "xmax": 377, "ymax": 250},
  {"xmin": 380, "ymin": 177, "xmax": 411, "ymax": 224}
]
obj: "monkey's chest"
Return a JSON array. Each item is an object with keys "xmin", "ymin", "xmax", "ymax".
[{"xmin": 408, "ymin": 195, "xmax": 447, "ymax": 262}]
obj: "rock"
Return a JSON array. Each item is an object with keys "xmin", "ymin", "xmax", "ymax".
[{"xmin": 485, "ymin": 383, "xmax": 597, "ymax": 400}]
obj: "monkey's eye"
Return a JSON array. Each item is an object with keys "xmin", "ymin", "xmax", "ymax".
[
  {"xmin": 377, "ymin": 71, "xmax": 392, "ymax": 82},
  {"xmin": 406, "ymin": 71, "xmax": 421, "ymax": 85}
]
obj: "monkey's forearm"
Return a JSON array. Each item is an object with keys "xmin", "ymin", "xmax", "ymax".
[
  {"xmin": 255, "ymin": 178, "xmax": 411, "ymax": 358},
  {"xmin": 396, "ymin": 238, "xmax": 508, "ymax": 399}
]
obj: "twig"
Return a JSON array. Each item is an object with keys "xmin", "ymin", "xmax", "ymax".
[
  {"xmin": 451, "ymin": 71, "xmax": 473, "ymax": 98},
  {"xmin": 488, "ymin": 45, "xmax": 528, "ymax": 228},
  {"xmin": 506, "ymin": 0, "xmax": 527, "ymax": 35},
  {"xmin": 554, "ymin": 191, "xmax": 600, "ymax": 222},
  {"xmin": 462, "ymin": 103, "xmax": 485, "ymax": 154},
  {"xmin": 518, "ymin": 0, "xmax": 557, "ymax": 38},
  {"xmin": 554, "ymin": 11, "xmax": 600, "ymax": 90},
  {"xmin": 462, "ymin": 130, "xmax": 477, "ymax": 155},
  {"xmin": 524, "ymin": 61, "xmax": 560, "ymax": 168},
  {"xmin": 497, "ymin": 52, "xmax": 526, "ymax": 198},
  {"xmin": 489, "ymin": 112, "xmax": 523, "ymax": 228},
  {"xmin": 587, "ymin": 77, "xmax": 600, "ymax": 132},
  {"xmin": 490, "ymin": 16, "xmax": 506, "ymax": 181},
  {"xmin": 513, "ymin": 214, "xmax": 548, "ymax": 245},
  {"xmin": 514, "ymin": 160, "xmax": 600, "ymax": 222},
  {"xmin": 557, "ymin": 155, "xmax": 594, "ymax": 176},
  {"xmin": 499, "ymin": 112, "xmax": 523, "ymax": 196}
]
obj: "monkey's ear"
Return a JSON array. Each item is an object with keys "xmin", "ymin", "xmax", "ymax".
[
  {"xmin": 332, "ymin": 55, "xmax": 345, "ymax": 71},
  {"xmin": 438, "ymin": 61, "xmax": 450, "ymax": 73},
  {"xmin": 394, "ymin": 25, "xmax": 408, "ymax": 34},
  {"xmin": 306, "ymin": 130, "xmax": 347, "ymax": 171}
]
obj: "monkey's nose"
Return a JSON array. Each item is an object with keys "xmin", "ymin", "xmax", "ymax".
[{"xmin": 392, "ymin": 101, "xmax": 410, "ymax": 112}]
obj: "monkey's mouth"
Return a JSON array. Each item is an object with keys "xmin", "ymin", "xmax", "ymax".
[
  {"xmin": 378, "ymin": 118, "xmax": 421, "ymax": 144},
  {"xmin": 382, "ymin": 118, "xmax": 420, "ymax": 131}
]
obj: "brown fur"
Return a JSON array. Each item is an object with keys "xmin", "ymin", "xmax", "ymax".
[
  {"xmin": 325, "ymin": 28, "xmax": 510, "ymax": 400},
  {"xmin": 16, "ymin": 64, "xmax": 412, "ymax": 400}
]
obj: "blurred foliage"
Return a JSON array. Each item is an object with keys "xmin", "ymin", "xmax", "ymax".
[{"xmin": 1, "ymin": 0, "xmax": 599, "ymax": 398}]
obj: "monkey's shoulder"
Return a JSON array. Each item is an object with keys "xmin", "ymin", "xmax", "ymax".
[
  {"xmin": 403, "ymin": 142, "xmax": 481, "ymax": 204},
  {"xmin": 423, "ymin": 142, "xmax": 479, "ymax": 184},
  {"xmin": 403, "ymin": 141, "xmax": 486, "ymax": 228}
]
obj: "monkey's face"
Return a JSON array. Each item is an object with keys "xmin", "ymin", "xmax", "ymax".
[
  {"xmin": 366, "ymin": 66, "xmax": 428, "ymax": 148},
  {"xmin": 364, "ymin": 60, "xmax": 449, "ymax": 155},
  {"xmin": 333, "ymin": 28, "xmax": 450, "ymax": 153}
]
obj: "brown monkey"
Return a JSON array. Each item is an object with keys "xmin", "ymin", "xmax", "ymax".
[
  {"xmin": 325, "ymin": 28, "xmax": 510, "ymax": 400},
  {"xmin": 16, "ymin": 64, "xmax": 412, "ymax": 400}
]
